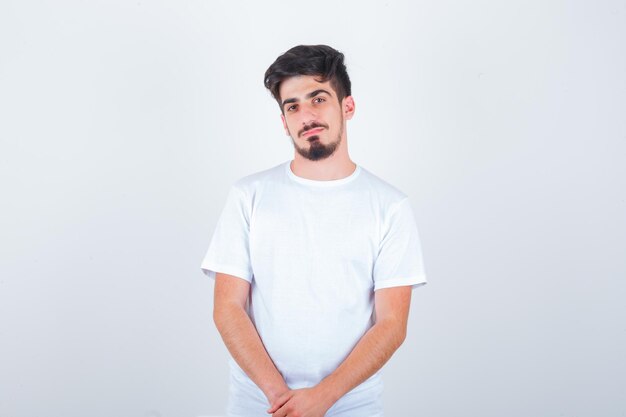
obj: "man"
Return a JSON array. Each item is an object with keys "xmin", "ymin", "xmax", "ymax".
[{"xmin": 201, "ymin": 44, "xmax": 427, "ymax": 417}]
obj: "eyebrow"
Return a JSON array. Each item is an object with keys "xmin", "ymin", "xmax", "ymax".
[{"xmin": 281, "ymin": 89, "xmax": 332, "ymax": 108}]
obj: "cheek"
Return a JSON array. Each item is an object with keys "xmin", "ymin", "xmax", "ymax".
[
  {"xmin": 287, "ymin": 116, "xmax": 304, "ymax": 135},
  {"xmin": 284, "ymin": 121, "xmax": 296, "ymax": 136}
]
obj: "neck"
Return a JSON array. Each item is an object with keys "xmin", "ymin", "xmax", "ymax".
[{"xmin": 290, "ymin": 154, "xmax": 356, "ymax": 181}]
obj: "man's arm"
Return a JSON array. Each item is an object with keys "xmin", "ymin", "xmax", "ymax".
[
  {"xmin": 268, "ymin": 285, "xmax": 412, "ymax": 416},
  {"xmin": 213, "ymin": 272, "xmax": 289, "ymax": 404}
]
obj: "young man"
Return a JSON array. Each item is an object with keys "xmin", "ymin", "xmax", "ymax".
[{"xmin": 201, "ymin": 45, "xmax": 427, "ymax": 417}]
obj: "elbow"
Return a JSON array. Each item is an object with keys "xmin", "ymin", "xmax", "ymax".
[
  {"xmin": 390, "ymin": 319, "xmax": 408, "ymax": 349},
  {"xmin": 213, "ymin": 304, "xmax": 228, "ymax": 332},
  {"xmin": 213, "ymin": 303, "xmax": 244, "ymax": 333},
  {"xmin": 212, "ymin": 308, "xmax": 221, "ymax": 331},
  {"xmin": 395, "ymin": 327, "xmax": 407, "ymax": 349},
  {"xmin": 379, "ymin": 319, "xmax": 407, "ymax": 350}
]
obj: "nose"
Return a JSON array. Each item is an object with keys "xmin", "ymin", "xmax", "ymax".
[{"xmin": 300, "ymin": 103, "xmax": 318, "ymax": 123}]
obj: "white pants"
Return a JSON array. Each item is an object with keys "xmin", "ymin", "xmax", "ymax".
[{"xmin": 226, "ymin": 371, "xmax": 385, "ymax": 417}]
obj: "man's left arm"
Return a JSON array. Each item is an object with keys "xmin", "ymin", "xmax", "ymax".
[{"xmin": 267, "ymin": 285, "xmax": 412, "ymax": 416}]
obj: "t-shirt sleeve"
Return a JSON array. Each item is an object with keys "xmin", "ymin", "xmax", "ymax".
[
  {"xmin": 200, "ymin": 185, "xmax": 253, "ymax": 283},
  {"xmin": 373, "ymin": 198, "xmax": 428, "ymax": 291}
]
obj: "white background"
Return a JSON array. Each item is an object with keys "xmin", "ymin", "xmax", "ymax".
[{"xmin": 1, "ymin": 1, "xmax": 625, "ymax": 416}]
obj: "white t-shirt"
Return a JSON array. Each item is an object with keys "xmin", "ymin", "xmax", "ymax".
[{"xmin": 201, "ymin": 160, "xmax": 427, "ymax": 416}]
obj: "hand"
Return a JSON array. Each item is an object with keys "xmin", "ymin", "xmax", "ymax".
[
  {"xmin": 266, "ymin": 383, "xmax": 291, "ymax": 406},
  {"xmin": 266, "ymin": 387, "xmax": 333, "ymax": 417}
]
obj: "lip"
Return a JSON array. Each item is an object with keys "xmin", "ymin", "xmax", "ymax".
[{"xmin": 302, "ymin": 127, "xmax": 324, "ymax": 137}]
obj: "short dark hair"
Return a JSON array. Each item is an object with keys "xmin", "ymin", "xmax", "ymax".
[{"xmin": 264, "ymin": 44, "xmax": 352, "ymax": 112}]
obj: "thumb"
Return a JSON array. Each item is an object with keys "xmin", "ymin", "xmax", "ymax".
[
  {"xmin": 267, "ymin": 399, "xmax": 279, "ymax": 414},
  {"xmin": 267, "ymin": 403, "xmax": 280, "ymax": 414},
  {"xmin": 267, "ymin": 392, "xmax": 290, "ymax": 413}
]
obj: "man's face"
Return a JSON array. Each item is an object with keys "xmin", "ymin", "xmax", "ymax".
[{"xmin": 278, "ymin": 75, "xmax": 354, "ymax": 161}]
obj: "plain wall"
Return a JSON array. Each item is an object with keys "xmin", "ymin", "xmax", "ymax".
[{"xmin": 1, "ymin": 0, "xmax": 625, "ymax": 416}]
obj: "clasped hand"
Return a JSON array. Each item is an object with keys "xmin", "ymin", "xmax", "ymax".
[{"xmin": 267, "ymin": 387, "xmax": 333, "ymax": 417}]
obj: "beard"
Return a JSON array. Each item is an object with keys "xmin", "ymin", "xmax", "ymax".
[
  {"xmin": 297, "ymin": 135, "xmax": 339, "ymax": 161},
  {"xmin": 290, "ymin": 118, "xmax": 344, "ymax": 162}
]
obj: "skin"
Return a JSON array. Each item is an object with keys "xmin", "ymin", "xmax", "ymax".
[
  {"xmin": 278, "ymin": 75, "xmax": 357, "ymax": 181},
  {"xmin": 213, "ymin": 273, "xmax": 290, "ymax": 402},
  {"xmin": 213, "ymin": 75, "xmax": 414, "ymax": 417}
]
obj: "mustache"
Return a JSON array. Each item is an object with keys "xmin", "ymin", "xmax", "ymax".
[{"xmin": 299, "ymin": 122, "xmax": 328, "ymax": 137}]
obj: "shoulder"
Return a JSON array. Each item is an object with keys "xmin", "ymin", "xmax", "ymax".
[
  {"xmin": 229, "ymin": 161, "xmax": 287, "ymax": 201},
  {"xmin": 358, "ymin": 165, "xmax": 410, "ymax": 212}
]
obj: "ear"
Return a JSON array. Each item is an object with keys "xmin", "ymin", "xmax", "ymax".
[
  {"xmin": 343, "ymin": 96, "xmax": 355, "ymax": 120},
  {"xmin": 280, "ymin": 113, "xmax": 290, "ymax": 136}
]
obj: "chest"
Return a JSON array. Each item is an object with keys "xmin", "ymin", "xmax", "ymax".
[{"xmin": 249, "ymin": 187, "xmax": 380, "ymax": 268}]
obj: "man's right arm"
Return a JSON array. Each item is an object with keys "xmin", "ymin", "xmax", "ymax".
[{"xmin": 213, "ymin": 272, "xmax": 289, "ymax": 404}]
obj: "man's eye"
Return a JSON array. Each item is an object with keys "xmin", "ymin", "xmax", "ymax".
[
  {"xmin": 287, "ymin": 105, "xmax": 297, "ymax": 112},
  {"xmin": 313, "ymin": 97, "xmax": 325, "ymax": 103}
]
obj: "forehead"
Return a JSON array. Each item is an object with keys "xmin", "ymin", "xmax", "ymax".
[{"xmin": 278, "ymin": 75, "xmax": 336, "ymax": 101}]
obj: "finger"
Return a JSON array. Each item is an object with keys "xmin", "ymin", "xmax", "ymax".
[
  {"xmin": 273, "ymin": 402, "xmax": 290, "ymax": 417},
  {"xmin": 267, "ymin": 393, "xmax": 291, "ymax": 413},
  {"xmin": 266, "ymin": 399, "xmax": 282, "ymax": 413}
]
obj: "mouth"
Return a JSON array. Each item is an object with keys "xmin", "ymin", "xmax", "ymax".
[{"xmin": 302, "ymin": 127, "xmax": 324, "ymax": 137}]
